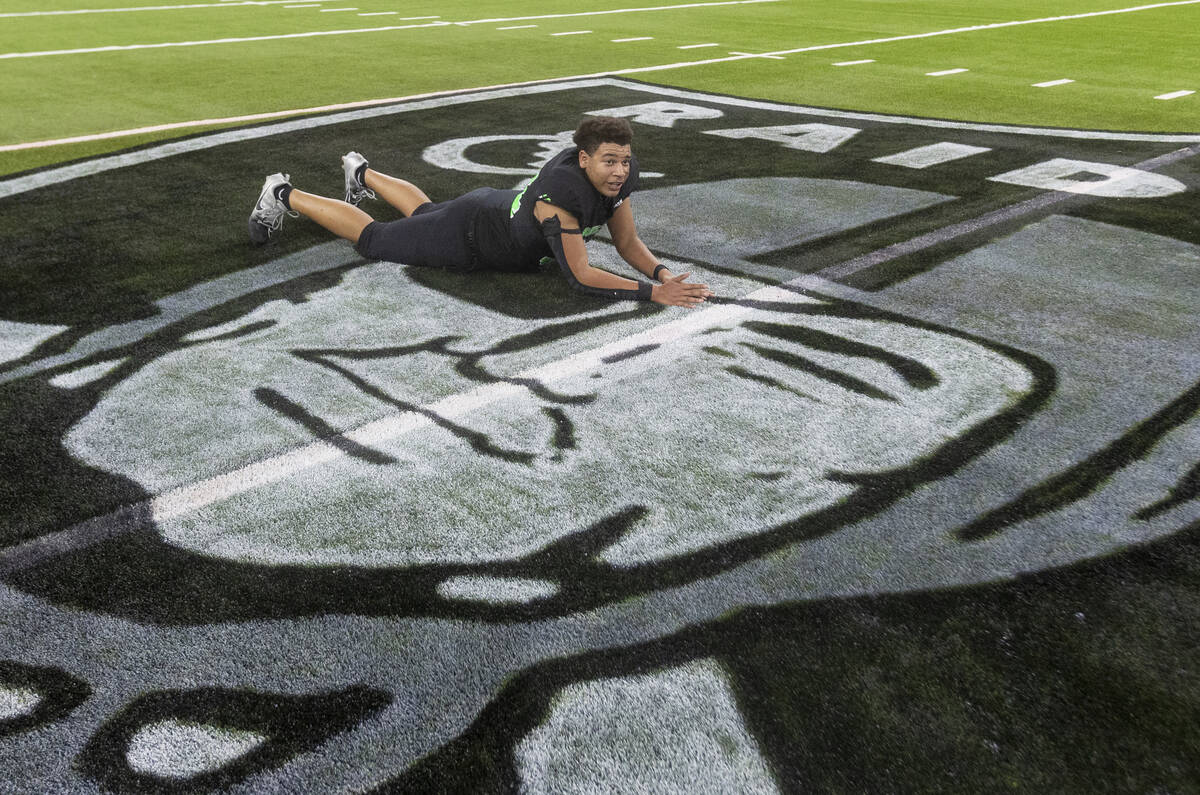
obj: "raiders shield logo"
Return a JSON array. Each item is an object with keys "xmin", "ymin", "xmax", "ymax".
[{"xmin": 1, "ymin": 78, "xmax": 1197, "ymax": 791}]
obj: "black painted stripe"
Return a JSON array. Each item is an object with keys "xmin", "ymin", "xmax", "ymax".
[
  {"xmin": 1135, "ymin": 460, "xmax": 1200, "ymax": 521},
  {"xmin": 744, "ymin": 320, "xmax": 938, "ymax": 389},
  {"xmin": 957, "ymin": 378, "xmax": 1200, "ymax": 541},
  {"xmin": 602, "ymin": 343, "xmax": 661, "ymax": 364},
  {"xmin": 741, "ymin": 343, "xmax": 898, "ymax": 402},
  {"xmin": 725, "ymin": 365, "xmax": 817, "ymax": 401}
]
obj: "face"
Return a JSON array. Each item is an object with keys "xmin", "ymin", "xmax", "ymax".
[{"xmin": 579, "ymin": 142, "xmax": 632, "ymax": 197}]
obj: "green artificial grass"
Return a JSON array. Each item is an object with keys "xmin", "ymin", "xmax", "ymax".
[{"xmin": 2, "ymin": 0, "xmax": 1197, "ymax": 177}]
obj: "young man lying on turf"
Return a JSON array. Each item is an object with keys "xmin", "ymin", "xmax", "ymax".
[{"xmin": 248, "ymin": 116, "xmax": 713, "ymax": 307}]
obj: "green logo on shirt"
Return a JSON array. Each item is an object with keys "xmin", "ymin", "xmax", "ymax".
[{"xmin": 510, "ymin": 187, "xmax": 527, "ymax": 218}]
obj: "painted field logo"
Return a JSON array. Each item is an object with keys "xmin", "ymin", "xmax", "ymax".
[{"xmin": 1, "ymin": 79, "xmax": 1197, "ymax": 791}]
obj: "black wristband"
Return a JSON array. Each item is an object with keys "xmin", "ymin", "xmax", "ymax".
[
  {"xmin": 636, "ymin": 281, "xmax": 653, "ymax": 301},
  {"xmin": 652, "ymin": 264, "xmax": 669, "ymax": 281}
]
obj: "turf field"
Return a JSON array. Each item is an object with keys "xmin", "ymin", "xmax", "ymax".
[{"xmin": 1, "ymin": 1, "xmax": 1199, "ymax": 792}]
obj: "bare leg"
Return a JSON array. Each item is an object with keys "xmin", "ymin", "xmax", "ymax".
[
  {"xmin": 363, "ymin": 169, "xmax": 432, "ymax": 217},
  {"xmin": 289, "ymin": 190, "xmax": 374, "ymax": 243}
]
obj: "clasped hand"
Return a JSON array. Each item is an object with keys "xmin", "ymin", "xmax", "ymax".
[{"xmin": 651, "ymin": 272, "xmax": 714, "ymax": 307}]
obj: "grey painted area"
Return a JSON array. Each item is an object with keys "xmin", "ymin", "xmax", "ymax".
[
  {"xmin": 125, "ymin": 721, "xmax": 266, "ymax": 779},
  {"xmin": 516, "ymin": 659, "xmax": 780, "ymax": 794},
  {"xmin": 0, "ymin": 320, "xmax": 67, "ymax": 366},
  {"xmin": 631, "ymin": 177, "xmax": 951, "ymax": 275}
]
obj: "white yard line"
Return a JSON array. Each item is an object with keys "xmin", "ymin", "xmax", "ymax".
[
  {"xmin": 613, "ymin": 36, "xmax": 655, "ymax": 42},
  {"xmin": 0, "ymin": 0, "xmax": 777, "ymax": 26},
  {"xmin": 833, "ymin": 59, "xmax": 875, "ymax": 66},
  {"xmin": 0, "ymin": 20, "xmax": 453, "ymax": 60},
  {"xmin": 758, "ymin": 0, "xmax": 1200, "ymax": 57},
  {"xmin": 1033, "ymin": 78, "xmax": 1075, "ymax": 87},
  {"xmin": 5, "ymin": 0, "xmax": 1195, "ymax": 65},
  {"xmin": 451, "ymin": 0, "xmax": 780, "ymax": 26},
  {"xmin": 1155, "ymin": 89, "xmax": 1195, "ymax": 100},
  {"xmin": 729, "ymin": 50, "xmax": 785, "ymax": 59},
  {"xmin": 8, "ymin": 46, "xmax": 1200, "ymax": 155},
  {"xmin": 0, "ymin": 0, "xmax": 327, "ymax": 17},
  {"xmin": 0, "ymin": 0, "xmax": 773, "ymax": 59},
  {"xmin": 551, "ymin": 30, "xmax": 593, "ymax": 36},
  {"xmin": 678, "ymin": 42, "xmax": 719, "ymax": 48},
  {"xmin": 927, "ymin": 67, "xmax": 968, "ymax": 76}
]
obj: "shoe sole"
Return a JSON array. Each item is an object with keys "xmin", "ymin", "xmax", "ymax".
[
  {"xmin": 249, "ymin": 174, "xmax": 288, "ymax": 244},
  {"xmin": 343, "ymin": 154, "xmax": 369, "ymax": 205},
  {"xmin": 248, "ymin": 215, "xmax": 272, "ymax": 245}
]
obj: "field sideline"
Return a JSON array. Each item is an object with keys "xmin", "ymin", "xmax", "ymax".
[{"xmin": 2, "ymin": 0, "xmax": 1199, "ymax": 792}]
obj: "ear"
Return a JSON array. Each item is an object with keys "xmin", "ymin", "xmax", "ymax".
[{"xmin": 577, "ymin": 149, "xmax": 589, "ymax": 169}]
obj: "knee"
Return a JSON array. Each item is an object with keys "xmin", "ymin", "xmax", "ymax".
[{"xmin": 353, "ymin": 221, "xmax": 377, "ymax": 257}]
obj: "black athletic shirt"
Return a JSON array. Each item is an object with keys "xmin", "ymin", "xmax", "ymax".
[{"xmin": 472, "ymin": 146, "xmax": 640, "ymax": 272}]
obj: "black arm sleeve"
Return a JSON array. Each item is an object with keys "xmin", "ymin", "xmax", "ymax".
[{"xmin": 542, "ymin": 216, "xmax": 653, "ymax": 301}]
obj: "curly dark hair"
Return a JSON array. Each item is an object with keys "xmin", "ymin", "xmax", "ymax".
[{"xmin": 573, "ymin": 116, "xmax": 634, "ymax": 154}]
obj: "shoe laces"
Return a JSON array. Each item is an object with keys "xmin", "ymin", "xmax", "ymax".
[
  {"xmin": 344, "ymin": 157, "xmax": 376, "ymax": 205},
  {"xmin": 345, "ymin": 170, "xmax": 376, "ymax": 204},
  {"xmin": 255, "ymin": 187, "xmax": 298, "ymax": 230}
]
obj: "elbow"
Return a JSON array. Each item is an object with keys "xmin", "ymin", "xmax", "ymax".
[
  {"xmin": 562, "ymin": 269, "xmax": 589, "ymax": 293},
  {"xmin": 567, "ymin": 264, "xmax": 599, "ymax": 292}
]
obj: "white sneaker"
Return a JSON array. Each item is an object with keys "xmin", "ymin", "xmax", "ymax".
[
  {"xmin": 248, "ymin": 173, "xmax": 297, "ymax": 245},
  {"xmin": 342, "ymin": 151, "xmax": 375, "ymax": 205}
]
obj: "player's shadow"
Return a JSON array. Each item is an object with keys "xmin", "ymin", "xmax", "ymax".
[{"xmin": 404, "ymin": 261, "xmax": 668, "ymax": 320}]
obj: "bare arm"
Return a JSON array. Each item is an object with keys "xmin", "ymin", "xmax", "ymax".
[
  {"xmin": 607, "ymin": 200, "xmax": 668, "ymax": 279},
  {"xmin": 536, "ymin": 201, "xmax": 709, "ymax": 306},
  {"xmin": 606, "ymin": 198, "xmax": 713, "ymax": 305},
  {"xmin": 534, "ymin": 201, "xmax": 648, "ymax": 293}
]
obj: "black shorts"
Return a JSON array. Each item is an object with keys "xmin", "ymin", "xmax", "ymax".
[{"xmin": 354, "ymin": 188, "xmax": 493, "ymax": 272}]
